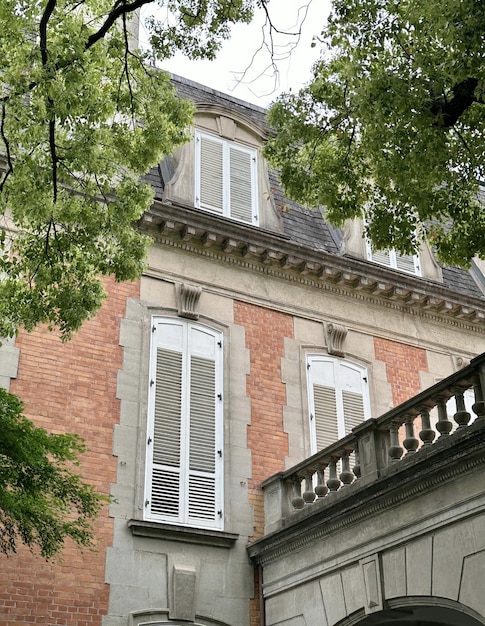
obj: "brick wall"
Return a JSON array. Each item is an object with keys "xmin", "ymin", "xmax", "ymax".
[
  {"xmin": 374, "ymin": 337, "xmax": 428, "ymax": 405},
  {"xmin": 233, "ymin": 301, "xmax": 293, "ymax": 626},
  {"xmin": 1, "ymin": 277, "xmax": 139, "ymax": 626}
]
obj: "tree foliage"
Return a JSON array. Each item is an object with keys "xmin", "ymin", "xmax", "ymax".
[
  {"xmin": 0, "ymin": 0, "xmax": 254, "ymax": 558},
  {"xmin": 0, "ymin": 0, "xmax": 253, "ymax": 340},
  {"xmin": 265, "ymin": 0, "xmax": 485, "ymax": 267},
  {"xmin": 0, "ymin": 388, "xmax": 105, "ymax": 558}
]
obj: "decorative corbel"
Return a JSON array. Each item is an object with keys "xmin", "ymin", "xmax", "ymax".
[
  {"xmin": 325, "ymin": 322, "xmax": 348, "ymax": 357},
  {"xmin": 454, "ymin": 355, "xmax": 470, "ymax": 370},
  {"xmin": 175, "ymin": 283, "xmax": 202, "ymax": 320}
]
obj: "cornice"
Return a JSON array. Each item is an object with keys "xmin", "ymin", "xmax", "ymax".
[
  {"xmin": 139, "ymin": 201, "xmax": 485, "ymax": 332},
  {"xmin": 247, "ymin": 423, "xmax": 485, "ymax": 566}
]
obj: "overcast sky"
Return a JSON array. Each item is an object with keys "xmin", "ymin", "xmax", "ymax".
[{"xmin": 139, "ymin": 1, "xmax": 331, "ymax": 107}]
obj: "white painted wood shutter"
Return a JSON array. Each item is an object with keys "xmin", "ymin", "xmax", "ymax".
[
  {"xmin": 198, "ymin": 134, "xmax": 224, "ymax": 214},
  {"xmin": 195, "ymin": 130, "xmax": 257, "ymax": 224},
  {"xmin": 307, "ymin": 356, "xmax": 370, "ymax": 453},
  {"xmin": 145, "ymin": 318, "xmax": 223, "ymax": 529},
  {"xmin": 229, "ymin": 144, "xmax": 255, "ymax": 223}
]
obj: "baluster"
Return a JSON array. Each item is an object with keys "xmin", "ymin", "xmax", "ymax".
[
  {"xmin": 353, "ymin": 443, "xmax": 361, "ymax": 479},
  {"xmin": 339, "ymin": 451, "xmax": 354, "ymax": 486},
  {"xmin": 326, "ymin": 457, "xmax": 341, "ymax": 493},
  {"xmin": 419, "ymin": 405, "xmax": 435, "ymax": 446},
  {"xmin": 435, "ymin": 395, "xmax": 453, "ymax": 437},
  {"xmin": 315, "ymin": 464, "xmax": 329, "ymax": 498},
  {"xmin": 403, "ymin": 415, "xmax": 419, "ymax": 454},
  {"xmin": 290, "ymin": 475, "xmax": 304, "ymax": 510},
  {"xmin": 453, "ymin": 387, "xmax": 471, "ymax": 429},
  {"xmin": 388, "ymin": 421, "xmax": 404, "ymax": 462},
  {"xmin": 472, "ymin": 371, "xmax": 485, "ymax": 424},
  {"xmin": 302, "ymin": 470, "xmax": 316, "ymax": 505}
]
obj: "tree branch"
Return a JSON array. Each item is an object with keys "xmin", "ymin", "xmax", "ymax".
[
  {"xmin": 85, "ymin": 0, "xmax": 152, "ymax": 51},
  {"xmin": 430, "ymin": 77, "xmax": 480, "ymax": 128},
  {"xmin": 0, "ymin": 103, "xmax": 14, "ymax": 194},
  {"xmin": 39, "ymin": 0, "xmax": 59, "ymax": 204},
  {"xmin": 40, "ymin": 0, "xmax": 58, "ymax": 65}
]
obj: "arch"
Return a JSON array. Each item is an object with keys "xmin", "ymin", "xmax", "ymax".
[{"xmin": 336, "ymin": 597, "xmax": 485, "ymax": 626}]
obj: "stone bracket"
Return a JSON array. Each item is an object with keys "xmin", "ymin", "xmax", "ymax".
[{"xmin": 360, "ymin": 553, "xmax": 383, "ymax": 614}]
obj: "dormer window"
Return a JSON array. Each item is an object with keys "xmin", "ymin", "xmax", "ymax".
[
  {"xmin": 366, "ymin": 243, "xmax": 421, "ymax": 276},
  {"xmin": 195, "ymin": 130, "xmax": 258, "ymax": 225}
]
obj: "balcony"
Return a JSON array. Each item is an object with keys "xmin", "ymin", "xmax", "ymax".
[{"xmin": 254, "ymin": 352, "xmax": 485, "ymax": 537}]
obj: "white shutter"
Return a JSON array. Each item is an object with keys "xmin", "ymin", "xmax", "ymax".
[
  {"xmin": 148, "ymin": 345, "xmax": 183, "ymax": 520},
  {"xmin": 198, "ymin": 135, "xmax": 224, "ymax": 214},
  {"xmin": 339, "ymin": 362, "xmax": 367, "ymax": 434},
  {"xmin": 369, "ymin": 247, "xmax": 392, "ymax": 267},
  {"xmin": 395, "ymin": 251, "xmax": 420, "ymax": 275},
  {"xmin": 229, "ymin": 145, "xmax": 254, "ymax": 223},
  {"xmin": 313, "ymin": 384, "xmax": 339, "ymax": 450},
  {"xmin": 146, "ymin": 319, "xmax": 223, "ymax": 529},
  {"xmin": 188, "ymin": 353, "xmax": 217, "ymax": 522}
]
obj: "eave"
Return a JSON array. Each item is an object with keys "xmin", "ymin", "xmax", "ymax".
[{"xmin": 138, "ymin": 200, "xmax": 485, "ymax": 330}]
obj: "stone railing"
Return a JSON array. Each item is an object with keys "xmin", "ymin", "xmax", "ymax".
[{"xmin": 262, "ymin": 352, "xmax": 485, "ymax": 534}]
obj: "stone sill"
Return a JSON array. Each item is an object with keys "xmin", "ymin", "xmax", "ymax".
[{"xmin": 128, "ymin": 519, "xmax": 239, "ymax": 548}]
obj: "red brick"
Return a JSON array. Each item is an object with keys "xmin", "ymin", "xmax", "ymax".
[{"xmin": 1, "ymin": 277, "xmax": 140, "ymax": 625}]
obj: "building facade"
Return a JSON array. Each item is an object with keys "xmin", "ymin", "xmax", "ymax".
[{"xmin": 1, "ymin": 76, "xmax": 485, "ymax": 626}]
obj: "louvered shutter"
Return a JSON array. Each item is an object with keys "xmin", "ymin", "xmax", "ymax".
[
  {"xmin": 198, "ymin": 135, "xmax": 224, "ymax": 214},
  {"xmin": 308, "ymin": 357, "xmax": 338, "ymax": 453},
  {"xmin": 313, "ymin": 385, "xmax": 339, "ymax": 450},
  {"xmin": 188, "ymin": 350, "xmax": 217, "ymax": 523},
  {"xmin": 229, "ymin": 145, "xmax": 254, "ymax": 223},
  {"xmin": 395, "ymin": 252, "xmax": 420, "ymax": 275},
  {"xmin": 339, "ymin": 362, "xmax": 367, "ymax": 434},
  {"xmin": 146, "ymin": 319, "xmax": 223, "ymax": 529},
  {"xmin": 369, "ymin": 248, "xmax": 392, "ymax": 267}
]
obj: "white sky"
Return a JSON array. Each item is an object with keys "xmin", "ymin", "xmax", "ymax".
[{"xmin": 139, "ymin": 1, "xmax": 331, "ymax": 107}]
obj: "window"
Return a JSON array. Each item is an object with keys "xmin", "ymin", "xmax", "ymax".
[
  {"xmin": 145, "ymin": 317, "xmax": 224, "ymax": 530},
  {"xmin": 366, "ymin": 242, "xmax": 421, "ymax": 276},
  {"xmin": 306, "ymin": 355, "xmax": 370, "ymax": 453},
  {"xmin": 195, "ymin": 130, "xmax": 258, "ymax": 225}
]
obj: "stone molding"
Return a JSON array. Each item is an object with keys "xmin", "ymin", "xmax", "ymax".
[
  {"xmin": 128, "ymin": 519, "xmax": 239, "ymax": 548},
  {"xmin": 139, "ymin": 202, "xmax": 485, "ymax": 332}
]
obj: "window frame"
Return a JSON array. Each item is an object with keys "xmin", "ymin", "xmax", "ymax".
[
  {"xmin": 144, "ymin": 316, "xmax": 224, "ymax": 531},
  {"xmin": 306, "ymin": 355, "xmax": 371, "ymax": 455},
  {"xmin": 194, "ymin": 129, "xmax": 258, "ymax": 225}
]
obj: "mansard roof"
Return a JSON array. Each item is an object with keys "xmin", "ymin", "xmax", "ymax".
[{"xmin": 141, "ymin": 73, "xmax": 485, "ymax": 317}]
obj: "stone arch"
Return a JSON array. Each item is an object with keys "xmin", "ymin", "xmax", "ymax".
[{"xmin": 335, "ymin": 597, "xmax": 485, "ymax": 626}]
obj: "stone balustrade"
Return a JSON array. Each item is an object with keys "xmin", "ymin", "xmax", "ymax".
[{"xmin": 262, "ymin": 352, "xmax": 485, "ymax": 534}]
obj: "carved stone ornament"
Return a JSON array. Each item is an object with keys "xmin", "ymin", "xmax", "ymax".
[
  {"xmin": 454, "ymin": 355, "xmax": 470, "ymax": 370},
  {"xmin": 325, "ymin": 322, "xmax": 348, "ymax": 357},
  {"xmin": 175, "ymin": 283, "xmax": 202, "ymax": 320}
]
